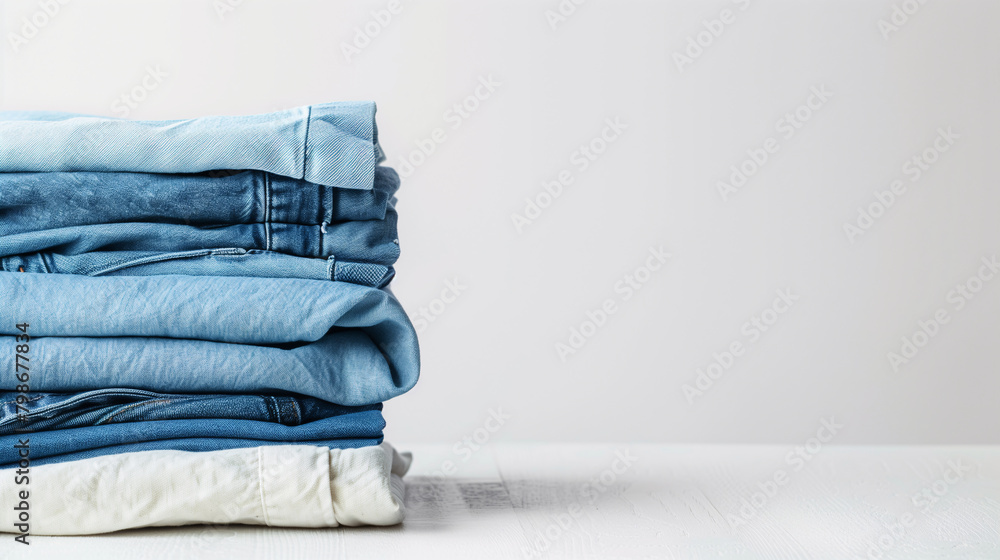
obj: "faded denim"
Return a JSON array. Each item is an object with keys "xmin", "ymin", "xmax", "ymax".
[
  {"xmin": 0, "ymin": 209, "xmax": 400, "ymax": 264},
  {"xmin": 0, "ymin": 249, "xmax": 394, "ymax": 288},
  {"xmin": 0, "ymin": 103, "xmax": 385, "ymax": 188},
  {"xmin": 0, "ymin": 272, "xmax": 420, "ymax": 406}
]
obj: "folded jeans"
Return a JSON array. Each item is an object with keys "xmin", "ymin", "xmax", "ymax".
[
  {"xmin": 0, "ymin": 273, "xmax": 420, "ymax": 406},
  {"xmin": 0, "ymin": 210, "xmax": 401, "ymax": 264},
  {"xmin": 0, "ymin": 389, "xmax": 378, "ymax": 432},
  {"xmin": 2, "ymin": 249, "xmax": 395, "ymax": 288},
  {"xmin": 0, "ymin": 103, "xmax": 385, "ymax": 189},
  {"xmin": 0, "ymin": 409, "xmax": 385, "ymax": 467},
  {"xmin": 0, "ymin": 166, "xmax": 399, "ymax": 236}
]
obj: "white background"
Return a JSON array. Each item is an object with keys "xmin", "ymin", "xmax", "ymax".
[{"xmin": 1, "ymin": 0, "xmax": 997, "ymax": 446}]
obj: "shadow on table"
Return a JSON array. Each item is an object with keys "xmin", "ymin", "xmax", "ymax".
[
  {"xmin": 402, "ymin": 474, "xmax": 631, "ymax": 531},
  {"xmin": 75, "ymin": 475, "xmax": 629, "ymax": 545}
]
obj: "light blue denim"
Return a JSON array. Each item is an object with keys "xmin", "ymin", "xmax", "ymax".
[
  {"xmin": 0, "ymin": 166, "xmax": 399, "ymax": 235},
  {"xmin": 0, "ymin": 389, "xmax": 378, "ymax": 433},
  {"xmin": 0, "ymin": 103, "xmax": 385, "ymax": 189},
  {"xmin": 0, "ymin": 209, "xmax": 400, "ymax": 264},
  {"xmin": 0, "ymin": 410, "xmax": 385, "ymax": 468},
  {"xmin": 0, "ymin": 272, "xmax": 420, "ymax": 406},
  {"xmin": 0, "ymin": 249, "xmax": 394, "ymax": 288}
]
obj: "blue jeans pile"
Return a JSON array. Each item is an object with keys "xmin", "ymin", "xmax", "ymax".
[{"xmin": 0, "ymin": 103, "xmax": 420, "ymax": 468}]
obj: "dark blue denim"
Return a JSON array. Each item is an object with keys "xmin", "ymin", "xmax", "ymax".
[
  {"xmin": 1, "ymin": 249, "xmax": 394, "ymax": 288},
  {"xmin": 6, "ymin": 436, "xmax": 382, "ymax": 468},
  {"xmin": 0, "ymin": 389, "xmax": 378, "ymax": 433},
  {"xmin": 0, "ymin": 409, "xmax": 385, "ymax": 468},
  {"xmin": 0, "ymin": 167, "xmax": 399, "ymax": 234}
]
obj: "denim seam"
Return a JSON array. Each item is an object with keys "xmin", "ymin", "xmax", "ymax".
[
  {"xmin": 1, "ymin": 389, "xmax": 164, "ymax": 419},
  {"xmin": 264, "ymin": 170, "xmax": 271, "ymax": 225},
  {"xmin": 74, "ymin": 249, "xmax": 221, "ymax": 276},
  {"xmin": 98, "ymin": 399, "xmax": 173, "ymax": 424},
  {"xmin": 78, "ymin": 254, "xmax": 176, "ymax": 276},
  {"xmin": 318, "ymin": 223, "xmax": 324, "ymax": 258},
  {"xmin": 264, "ymin": 173, "xmax": 272, "ymax": 251},
  {"xmin": 327, "ymin": 257, "xmax": 336, "ymax": 281},
  {"xmin": 302, "ymin": 105, "xmax": 313, "ymax": 181},
  {"xmin": 285, "ymin": 398, "xmax": 302, "ymax": 425},
  {"xmin": 0, "ymin": 394, "xmax": 44, "ymax": 406},
  {"xmin": 321, "ymin": 184, "xmax": 331, "ymax": 225},
  {"xmin": 310, "ymin": 111, "xmax": 323, "ymax": 258},
  {"xmin": 318, "ymin": 182, "xmax": 327, "ymax": 232},
  {"xmin": 265, "ymin": 396, "xmax": 280, "ymax": 424},
  {"xmin": 39, "ymin": 253, "xmax": 54, "ymax": 273}
]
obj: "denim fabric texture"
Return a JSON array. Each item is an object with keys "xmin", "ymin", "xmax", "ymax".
[
  {"xmin": 0, "ymin": 428, "xmax": 384, "ymax": 469},
  {"xmin": 0, "ymin": 103, "xmax": 386, "ymax": 188},
  {"xmin": 0, "ymin": 250, "xmax": 394, "ymax": 287},
  {"xmin": 2, "ymin": 437, "xmax": 384, "ymax": 469},
  {"xmin": 0, "ymin": 389, "xmax": 378, "ymax": 433},
  {"xmin": 0, "ymin": 408, "xmax": 385, "ymax": 467},
  {"xmin": 0, "ymin": 167, "xmax": 399, "ymax": 235},
  {"xmin": 0, "ymin": 209, "xmax": 400, "ymax": 264},
  {"xmin": 0, "ymin": 272, "xmax": 420, "ymax": 406}
]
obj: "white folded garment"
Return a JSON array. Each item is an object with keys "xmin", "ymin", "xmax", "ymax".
[{"xmin": 0, "ymin": 442, "xmax": 410, "ymax": 535}]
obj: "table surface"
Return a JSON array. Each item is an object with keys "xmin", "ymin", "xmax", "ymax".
[{"xmin": 2, "ymin": 444, "xmax": 998, "ymax": 559}]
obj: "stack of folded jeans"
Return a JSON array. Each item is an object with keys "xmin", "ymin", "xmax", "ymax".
[{"xmin": 0, "ymin": 103, "xmax": 420, "ymax": 535}]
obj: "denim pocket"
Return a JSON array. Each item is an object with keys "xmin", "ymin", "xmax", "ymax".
[
  {"xmin": 75, "ymin": 248, "xmax": 248, "ymax": 276},
  {"xmin": 9, "ymin": 249, "xmax": 392, "ymax": 286},
  {"xmin": 0, "ymin": 389, "xmax": 322, "ymax": 434},
  {"xmin": 0, "ymin": 388, "xmax": 177, "ymax": 432}
]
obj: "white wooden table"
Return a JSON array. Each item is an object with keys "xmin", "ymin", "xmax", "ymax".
[{"xmin": 2, "ymin": 444, "xmax": 998, "ymax": 559}]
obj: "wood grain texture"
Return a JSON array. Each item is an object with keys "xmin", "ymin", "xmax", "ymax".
[{"xmin": 1, "ymin": 444, "xmax": 997, "ymax": 559}]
